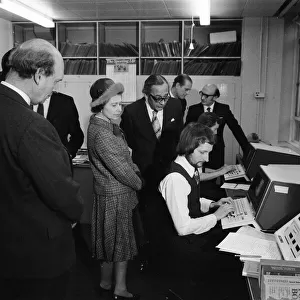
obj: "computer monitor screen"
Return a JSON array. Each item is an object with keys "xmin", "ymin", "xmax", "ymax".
[{"xmin": 247, "ymin": 169, "xmax": 269, "ymax": 212}]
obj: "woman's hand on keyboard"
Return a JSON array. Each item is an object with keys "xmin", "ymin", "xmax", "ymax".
[{"xmin": 213, "ymin": 202, "xmax": 234, "ymax": 220}]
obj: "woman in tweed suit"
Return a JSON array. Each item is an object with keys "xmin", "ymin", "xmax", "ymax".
[{"xmin": 87, "ymin": 78, "xmax": 142, "ymax": 300}]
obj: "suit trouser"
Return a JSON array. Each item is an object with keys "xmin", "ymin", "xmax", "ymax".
[{"xmin": 1, "ymin": 269, "xmax": 71, "ymax": 300}]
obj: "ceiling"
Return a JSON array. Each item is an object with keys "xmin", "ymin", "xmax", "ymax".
[{"xmin": 0, "ymin": 0, "xmax": 296, "ymax": 22}]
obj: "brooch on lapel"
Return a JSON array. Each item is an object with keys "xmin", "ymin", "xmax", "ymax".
[{"xmin": 171, "ymin": 118, "xmax": 175, "ymax": 122}]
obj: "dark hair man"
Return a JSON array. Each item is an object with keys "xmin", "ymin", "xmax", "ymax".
[
  {"xmin": 120, "ymin": 74, "xmax": 183, "ymax": 262},
  {"xmin": 121, "ymin": 74, "xmax": 183, "ymax": 188},
  {"xmin": 170, "ymin": 74, "xmax": 192, "ymax": 116},
  {"xmin": 0, "ymin": 39, "xmax": 83, "ymax": 300},
  {"xmin": 160, "ymin": 122, "xmax": 234, "ymax": 236},
  {"xmin": 186, "ymin": 83, "xmax": 250, "ymax": 169}
]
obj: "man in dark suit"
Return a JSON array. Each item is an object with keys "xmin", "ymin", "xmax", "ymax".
[
  {"xmin": 33, "ymin": 91, "xmax": 84, "ymax": 158},
  {"xmin": 170, "ymin": 74, "xmax": 193, "ymax": 117},
  {"xmin": 0, "ymin": 39, "xmax": 83, "ymax": 300},
  {"xmin": 120, "ymin": 75, "xmax": 183, "ymax": 261},
  {"xmin": 186, "ymin": 83, "xmax": 250, "ymax": 169},
  {"xmin": 120, "ymin": 74, "xmax": 183, "ymax": 188}
]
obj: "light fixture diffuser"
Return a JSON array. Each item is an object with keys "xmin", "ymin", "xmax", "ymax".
[
  {"xmin": 0, "ymin": 0, "xmax": 54, "ymax": 28},
  {"xmin": 199, "ymin": 0, "xmax": 210, "ymax": 26}
]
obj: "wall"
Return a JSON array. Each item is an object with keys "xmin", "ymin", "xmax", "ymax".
[
  {"xmin": 279, "ymin": 21, "xmax": 298, "ymax": 143},
  {"xmin": 241, "ymin": 17, "xmax": 284, "ymax": 145},
  {"xmin": 0, "ymin": 18, "xmax": 13, "ymax": 70}
]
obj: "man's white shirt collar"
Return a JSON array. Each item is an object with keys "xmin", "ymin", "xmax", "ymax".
[
  {"xmin": 203, "ymin": 102, "xmax": 215, "ymax": 112},
  {"xmin": 174, "ymin": 155, "xmax": 195, "ymax": 178},
  {"xmin": 1, "ymin": 81, "xmax": 31, "ymax": 106}
]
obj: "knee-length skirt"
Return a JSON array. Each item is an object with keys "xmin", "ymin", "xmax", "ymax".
[{"xmin": 91, "ymin": 191, "xmax": 138, "ymax": 262}]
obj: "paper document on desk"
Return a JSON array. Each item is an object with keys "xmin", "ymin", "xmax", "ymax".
[
  {"xmin": 237, "ymin": 226, "xmax": 276, "ymax": 242},
  {"xmin": 221, "ymin": 183, "xmax": 250, "ymax": 191},
  {"xmin": 216, "ymin": 232, "xmax": 282, "ymax": 261}
]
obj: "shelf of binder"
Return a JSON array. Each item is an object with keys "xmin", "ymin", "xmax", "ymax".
[
  {"xmin": 99, "ymin": 42, "xmax": 138, "ymax": 57},
  {"xmin": 141, "ymin": 59, "xmax": 181, "ymax": 75},
  {"xmin": 141, "ymin": 57, "xmax": 182, "ymax": 59},
  {"xmin": 64, "ymin": 59, "xmax": 97, "ymax": 75},
  {"xmin": 141, "ymin": 41, "xmax": 182, "ymax": 57},
  {"xmin": 60, "ymin": 42, "xmax": 97, "ymax": 57},
  {"xmin": 184, "ymin": 41, "xmax": 241, "ymax": 57},
  {"xmin": 184, "ymin": 59, "xmax": 241, "ymax": 76}
]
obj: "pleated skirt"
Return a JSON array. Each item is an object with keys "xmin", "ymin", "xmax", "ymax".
[{"xmin": 91, "ymin": 191, "xmax": 138, "ymax": 262}]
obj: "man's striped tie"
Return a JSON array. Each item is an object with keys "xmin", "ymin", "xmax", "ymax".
[{"xmin": 152, "ymin": 110, "xmax": 161, "ymax": 139}]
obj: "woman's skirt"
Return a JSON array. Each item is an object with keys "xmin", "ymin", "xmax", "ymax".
[{"xmin": 91, "ymin": 191, "xmax": 138, "ymax": 262}]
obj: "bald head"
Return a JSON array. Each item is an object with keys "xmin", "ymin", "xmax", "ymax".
[{"xmin": 199, "ymin": 84, "xmax": 220, "ymax": 106}]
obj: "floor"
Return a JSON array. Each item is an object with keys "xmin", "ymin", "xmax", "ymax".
[{"xmin": 66, "ymin": 224, "xmax": 250, "ymax": 300}]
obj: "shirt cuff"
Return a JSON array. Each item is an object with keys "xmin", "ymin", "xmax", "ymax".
[{"xmin": 200, "ymin": 197, "xmax": 214, "ymax": 213}]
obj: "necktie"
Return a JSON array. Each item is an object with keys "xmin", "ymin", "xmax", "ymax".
[
  {"xmin": 37, "ymin": 103, "xmax": 44, "ymax": 117},
  {"xmin": 193, "ymin": 168, "xmax": 200, "ymax": 185},
  {"xmin": 206, "ymin": 106, "xmax": 211, "ymax": 112},
  {"xmin": 152, "ymin": 110, "xmax": 161, "ymax": 139}
]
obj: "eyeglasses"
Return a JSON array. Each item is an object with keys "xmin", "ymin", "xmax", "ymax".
[
  {"xmin": 199, "ymin": 91, "xmax": 215, "ymax": 98},
  {"xmin": 149, "ymin": 93, "xmax": 170, "ymax": 104}
]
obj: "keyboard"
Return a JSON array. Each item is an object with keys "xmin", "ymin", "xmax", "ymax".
[
  {"xmin": 224, "ymin": 164, "xmax": 247, "ymax": 181},
  {"xmin": 221, "ymin": 197, "xmax": 255, "ymax": 229}
]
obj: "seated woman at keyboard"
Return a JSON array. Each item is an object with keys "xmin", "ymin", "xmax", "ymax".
[
  {"xmin": 158, "ymin": 123, "xmax": 245, "ymax": 291},
  {"xmin": 197, "ymin": 112, "xmax": 236, "ymax": 199}
]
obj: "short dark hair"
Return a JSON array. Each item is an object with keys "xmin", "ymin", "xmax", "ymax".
[
  {"xmin": 10, "ymin": 45, "xmax": 55, "ymax": 79},
  {"xmin": 0, "ymin": 48, "xmax": 15, "ymax": 81},
  {"xmin": 142, "ymin": 74, "xmax": 169, "ymax": 95},
  {"xmin": 177, "ymin": 122, "xmax": 215, "ymax": 156},
  {"xmin": 172, "ymin": 74, "xmax": 192, "ymax": 88},
  {"xmin": 197, "ymin": 112, "xmax": 220, "ymax": 128},
  {"xmin": 214, "ymin": 88, "xmax": 220, "ymax": 98}
]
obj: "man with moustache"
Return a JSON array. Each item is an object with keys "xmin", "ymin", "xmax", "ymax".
[
  {"xmin": 121, "ymin": 74, "xmax": 183, "ymax": 190},
  {"xmin": 120, "ymin": 75, "xmax": 183, "ymax": 260},
  {"xmin": 186, "ymin": 83, "xmax": 250, "ymax": 169},
  {"xmin": 158, "ymin": 123, "xmax": 247, "ymax": 299}
]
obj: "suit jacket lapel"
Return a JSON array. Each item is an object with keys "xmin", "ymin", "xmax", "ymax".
[
  {"xmin": 212, "ymin": 101, "xmax": 218, "ymax": 113},
  {"xmin": 46, "ymin": 97, "xmax": 54, "ymax": 120},
  {"xmin": 136, "ymin": 98, "xmax": 157, "ymax": 142}
]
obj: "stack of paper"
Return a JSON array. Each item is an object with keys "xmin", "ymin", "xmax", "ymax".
[
  {"xmin": 216, "ymin": 226, "xmax": 282, "ymax": 262},
  {"xmin": 221, "ymin": 183, "xmax": 250, "ymax": 191}
]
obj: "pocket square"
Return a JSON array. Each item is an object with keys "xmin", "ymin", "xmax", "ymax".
[{"xmin": 171, "ymin": 118, "xmax": 175, "ymax": 122}]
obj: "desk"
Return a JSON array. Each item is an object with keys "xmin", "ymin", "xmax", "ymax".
[
  {"xmin": 73, "ymin": 163, "xmax": 94, "ymax": 224},
  {"xmin": 247, "ymin": 277, "xmax": 260, "ymax": 300},
  {"xmin": 225, "ymin": 187, "xmax": 260, "ymax": 300}
]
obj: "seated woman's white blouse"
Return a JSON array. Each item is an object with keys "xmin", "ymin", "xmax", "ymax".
[{"xmin": 159, "ymin": 155, "xmax": 217, "ymax": 236}]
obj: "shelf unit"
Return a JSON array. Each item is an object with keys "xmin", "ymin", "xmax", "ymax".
[{"xmin": 12, "ymin": 19, "xmax": 242, "ymax": 76}]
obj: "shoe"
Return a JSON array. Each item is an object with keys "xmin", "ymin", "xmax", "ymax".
[
  {"xmin": 98, "ymin": 285, "xmax": 113, "ymax": 296},
  {"xmin": 113, "ymin": 293, "xmax": 140, "ymax": 300}
]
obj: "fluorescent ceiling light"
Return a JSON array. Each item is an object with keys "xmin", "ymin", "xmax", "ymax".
[
  {"xmin": 0, "ymin": 0, "xmax": 54, "ymax": 28},
  {"xmin": 199, "ymin": 0, "xmax": 210, "ymax": 26}
]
